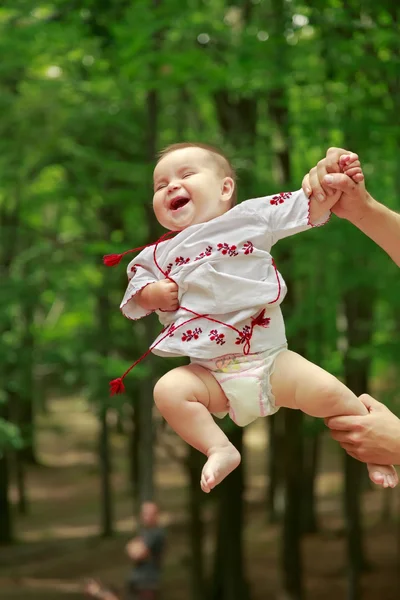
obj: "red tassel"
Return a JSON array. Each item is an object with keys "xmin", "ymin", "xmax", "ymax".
[
  {"xmin": 109, "ymin": 377, "xmax": 126, "ymax": 396},
  {"xmin": 103, "ymin": 253, "xmax": 124, "ymax": 267},
  {"xmin": 251, "ymin": 308, "xmax": 271, "ymax": 328}
]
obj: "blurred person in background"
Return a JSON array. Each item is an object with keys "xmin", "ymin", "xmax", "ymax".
[{"xmin": 84, "ymin": 502, "xmax": 166, "ymax": 600}]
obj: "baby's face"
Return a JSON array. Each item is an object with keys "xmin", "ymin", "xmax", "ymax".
[{"xmin": 153, "ymin": 147, "xmax": 233, "ymax": 231}]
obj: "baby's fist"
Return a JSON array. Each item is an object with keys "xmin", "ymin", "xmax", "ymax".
[{"xmin": 153, "ymin": 279, "xmax": 179, "ymax": 311}]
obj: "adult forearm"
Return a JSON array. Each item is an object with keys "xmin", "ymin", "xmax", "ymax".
[{"xmin": 351, "ymin": 195, "xmax": 400, "ymax": 266}]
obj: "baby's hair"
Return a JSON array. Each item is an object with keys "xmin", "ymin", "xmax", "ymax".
[{"xmin": 157, "ymin": 142, "xmax": 237, "ymax": 206}]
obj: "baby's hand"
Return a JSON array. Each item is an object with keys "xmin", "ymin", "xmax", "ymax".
[
  {"xmin": 144, "ymin": 279, "xmax": 179, "ymax": 311},
  {"xmin": 339, "ymin": 154, "xmax": 365, "ymax": 183}
]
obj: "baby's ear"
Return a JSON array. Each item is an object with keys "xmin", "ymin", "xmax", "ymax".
[{"xmin": 221, "ymin": 177, "xmax": 235, "ymax": 203}]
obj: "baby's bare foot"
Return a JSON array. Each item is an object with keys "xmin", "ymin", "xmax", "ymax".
[
  {"xmin": 367, "ymin": 463, "xmax": 398, "ymax": 489},
  {"xmin": 200, "ymin": 445, "xmax": 241, "ymax": 493}
]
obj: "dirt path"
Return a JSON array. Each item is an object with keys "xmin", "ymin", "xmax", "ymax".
[{"xmin": 1, "ymin": 397, "xmax": 399, "ymax": 600}]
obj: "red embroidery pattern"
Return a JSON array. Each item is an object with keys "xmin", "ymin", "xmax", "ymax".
[
  {"xmin": 194, "ymin": 245, "xmax": 213, "ymax": 261},
  {"xmin": 130, "ymin": 265, "xmax": 137, "ymax": 275},
  {"xmin": 242, "ymin": 241, "xmax": 254, "ymax": 255},
  {"xmin": 167, "ymin": 323, "xmax": 176, "ymax": 337},
  {"xmin": 165, "ymin": 263, "xmax": 173, "ymax": 275},
  {"xmin": 235, "ymin": 325, "xmax": 251, "ymax": 346},
  {"xmin": 182, "ymin": 327, "xmax": 202, "ymax": 342},
  {"xmin": 270, "ymin": 191, "xmax": 292, "ymax": 205},
  {"xmin": 209, "ymin": 329, "xmax": 226, "ymax": 345},
  {"xmin": 217, "ymin": 243, "xmax": 238, "ymax": 257},
  {"xmin": 235, "ymin": 309, "xmax": 271, "ymax": 347},
  {"xmin": 175, "ymin": 256, "xmax": 190, "ymax": 266}
]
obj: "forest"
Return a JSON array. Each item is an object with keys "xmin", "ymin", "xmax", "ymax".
[{"xmin": 0, "ymin": 1, "xmax": 399, "ymax": 599}]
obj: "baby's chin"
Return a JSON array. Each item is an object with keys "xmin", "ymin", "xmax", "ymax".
[{"xmin": 156, "ymin": 206, "xmax": 225, "ymax": 232}]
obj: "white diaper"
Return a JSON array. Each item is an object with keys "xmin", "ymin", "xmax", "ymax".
[{"xmin": 190, "ymin": 344, "xmax": 288, "ymax": 427}]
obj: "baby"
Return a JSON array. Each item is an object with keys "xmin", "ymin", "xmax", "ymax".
[{"xmin": 107, "ymin": 142, "xmax": 398, "ymax": 493}]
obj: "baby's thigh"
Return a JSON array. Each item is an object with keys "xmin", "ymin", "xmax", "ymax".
[
  {"xmin": 154, "ymin": 364, "xmax": 229, "ymax": 413},
  {"xmin": 270, "ymin": 350, "xmax": 347, "ymax": 415}
]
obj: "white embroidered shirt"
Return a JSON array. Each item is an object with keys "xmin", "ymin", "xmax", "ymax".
[{"xmin": 120, "ymin": 190, "xmax": 330, "ymax": 359}]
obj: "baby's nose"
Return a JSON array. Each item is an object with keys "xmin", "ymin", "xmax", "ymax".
[{"xmin": 168, "ymin": 181, "xmax": 180, "ymax": 191}]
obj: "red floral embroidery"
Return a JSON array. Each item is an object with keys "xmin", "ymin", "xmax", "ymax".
[
  {"xmin": 270, "ymin": 191, "xmax": 292, "ymax": 206},
  {"xmin": 182, "ymin": 327, "xmax": 202, "ymax": 342},
  {"xmin": 235, "ymin": 325, "xmax": 251, "ymax": 346},
  {"xmin": 209, "ymin": 329, "xmax": 226, "ymax": 345},
  {"xmin": 175, "ymin": 256, "xmax": 190, "ymax": 266},
  {"xmin": 235, "ymin": 310, "xmax": 271, "ymax": 346},
  {"xmin": 242, "ymin": 241, "xmax": 254, "ymax": 255},
  {"xmin": 217, "ymin": 243, "xmax": 238, "ymax": 257},
  {"xmin": 165, "ymin": 263, "xmax": 173, "ymax": 275},
  {"xmin": 130, "ymin": 265, "xmax": 137, "ymax": 275},
  {"xmin": 167, "ymin": 323, "xmax": 176, "ymax": 337},
  {"xmin": 194, "ymin": 245, "xmax": 213, "ymax": 261}
]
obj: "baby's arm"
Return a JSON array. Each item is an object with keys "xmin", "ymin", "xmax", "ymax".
[{"xmin": 120, "ymin": 250, "xmax": 177, "ymax": 319}]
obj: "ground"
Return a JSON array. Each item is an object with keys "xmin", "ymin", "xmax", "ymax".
[{"xmin": 0, "ymin": 397, "xmax": 399, "ymax": 600}]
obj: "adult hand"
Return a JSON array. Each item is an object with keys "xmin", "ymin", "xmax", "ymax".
[
  {"xmin": 126, "ymin": 537, "xmax": 150, "ymax": 561},
  {"xmin": 302, "ymin": 147, "xmax": 372, "ymax": 224},
  {"xmin": 325, "ymin": 394, "xmax": 400, "ymax": 465}
]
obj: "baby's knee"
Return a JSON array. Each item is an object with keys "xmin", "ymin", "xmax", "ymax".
[{"xmin": 153, "ymin": 371, "xmax": 178, "ymax": 409}]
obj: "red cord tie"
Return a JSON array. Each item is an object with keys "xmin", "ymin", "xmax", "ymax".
[
  {"xmin": 103, "ymin": 231, "xmax": 176, "ymax": 267},
  {"xmin": 243, "ymin": 309, "xmax": 271, "ymax": 354}
]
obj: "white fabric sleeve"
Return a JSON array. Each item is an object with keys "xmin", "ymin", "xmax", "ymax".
[
  {"xmin": 120, "ymin": 249, "xmax": 159, "ymax": 321},
  {"xmin": 248, "ymin": 189, "xmax": 331, "ymax": 246}
]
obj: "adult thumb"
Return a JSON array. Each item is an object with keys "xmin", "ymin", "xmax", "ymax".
[{"xmin": 323, "ymin": 173, "xmax": 358, "ymax": 193}]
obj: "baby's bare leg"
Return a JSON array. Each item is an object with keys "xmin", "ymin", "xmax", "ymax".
[
  {"xmin": 271, "ymin": 350, "xmax": 398, "ymax": 488},
  {"xmin": 154, "ymin": 364, "xmax": 240, "ymax": 493}
]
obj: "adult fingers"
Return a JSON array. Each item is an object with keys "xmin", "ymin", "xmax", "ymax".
[
  {"xmin": 308, "ymin": 165, "xmax": 328, "ymax": 202},
  {"xmin": 326, "ymin": 147, "xmax": 351, "ymax": 169},
  {"xmin": 324, "ymin": 414, "xmax": 362, "ymax": 431},
  {"xmin": 329, "ymin": 430, "xmax": 357, "ymax": 444},
  {"xmin": 323, "ymin": 173, "xmax": 359, "ymax": 193}
]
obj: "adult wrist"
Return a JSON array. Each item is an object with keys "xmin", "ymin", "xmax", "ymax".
[{"xmin": 346, "ymin": 191, "xmax": 375, "ymax": 226}]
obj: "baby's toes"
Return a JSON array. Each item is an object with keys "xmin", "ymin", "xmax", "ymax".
[
  {"xmin": 389, "ymin": 467, "xmax": 399, "ymax": 488},
  {"xmin": 200, "ymin": 476, "xmax": 210, "ymax": 493},
  {"xmin": 369, "ymin": 469, "xmax": 384, "ymax": 486}
]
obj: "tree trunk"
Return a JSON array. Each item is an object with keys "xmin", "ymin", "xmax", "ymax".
[
  {"xmin": 128, "ymin": 399, "xmax": 140, "ymax": 516},
  {"xmin": 14, "ymin": 450, "xmax": 28, "ymax": 516},
  {"xmin": 138, "ymin": 372, "xmax": 155, "ymax": 504},
  {"xmin": 342, "ymin": 287, "xmax": 374, "ymax": 599},
  {"xmin": 187, "ymin": 447, "xmax": 206, "ymax": 600},
  {"xmin": 99, "ymin": 406, "xmax": 113, "ymax": 538},
  {"xmin": 0, "ymin": 451, "xmax": 13, "ymax": 545},
  {"xmin": 97, "ymin": 288, "xmax": 114, "ymax": 538},
  {"xmin": 210, "ymin": 427, "xmax": 250, "ymax": 600},
  {"xmin": 301, "ymin": 432, "xmax": 320, "ymax": 534},
  {"xmin": 19, "ymin": 299, "xmax": 38, "ymax": 465},
  {"xmin": 281, "ymin": 409, "xmax": 304, "ymax": 600},
  {"xmin": 266, "ymin": 411, "xmax": 285, "ymax": 523}
]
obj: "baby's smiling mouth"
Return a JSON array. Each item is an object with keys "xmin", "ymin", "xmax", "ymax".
[{"xmin": 170, "ymin": 196, "xmax": 190, "ymax": 211}]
